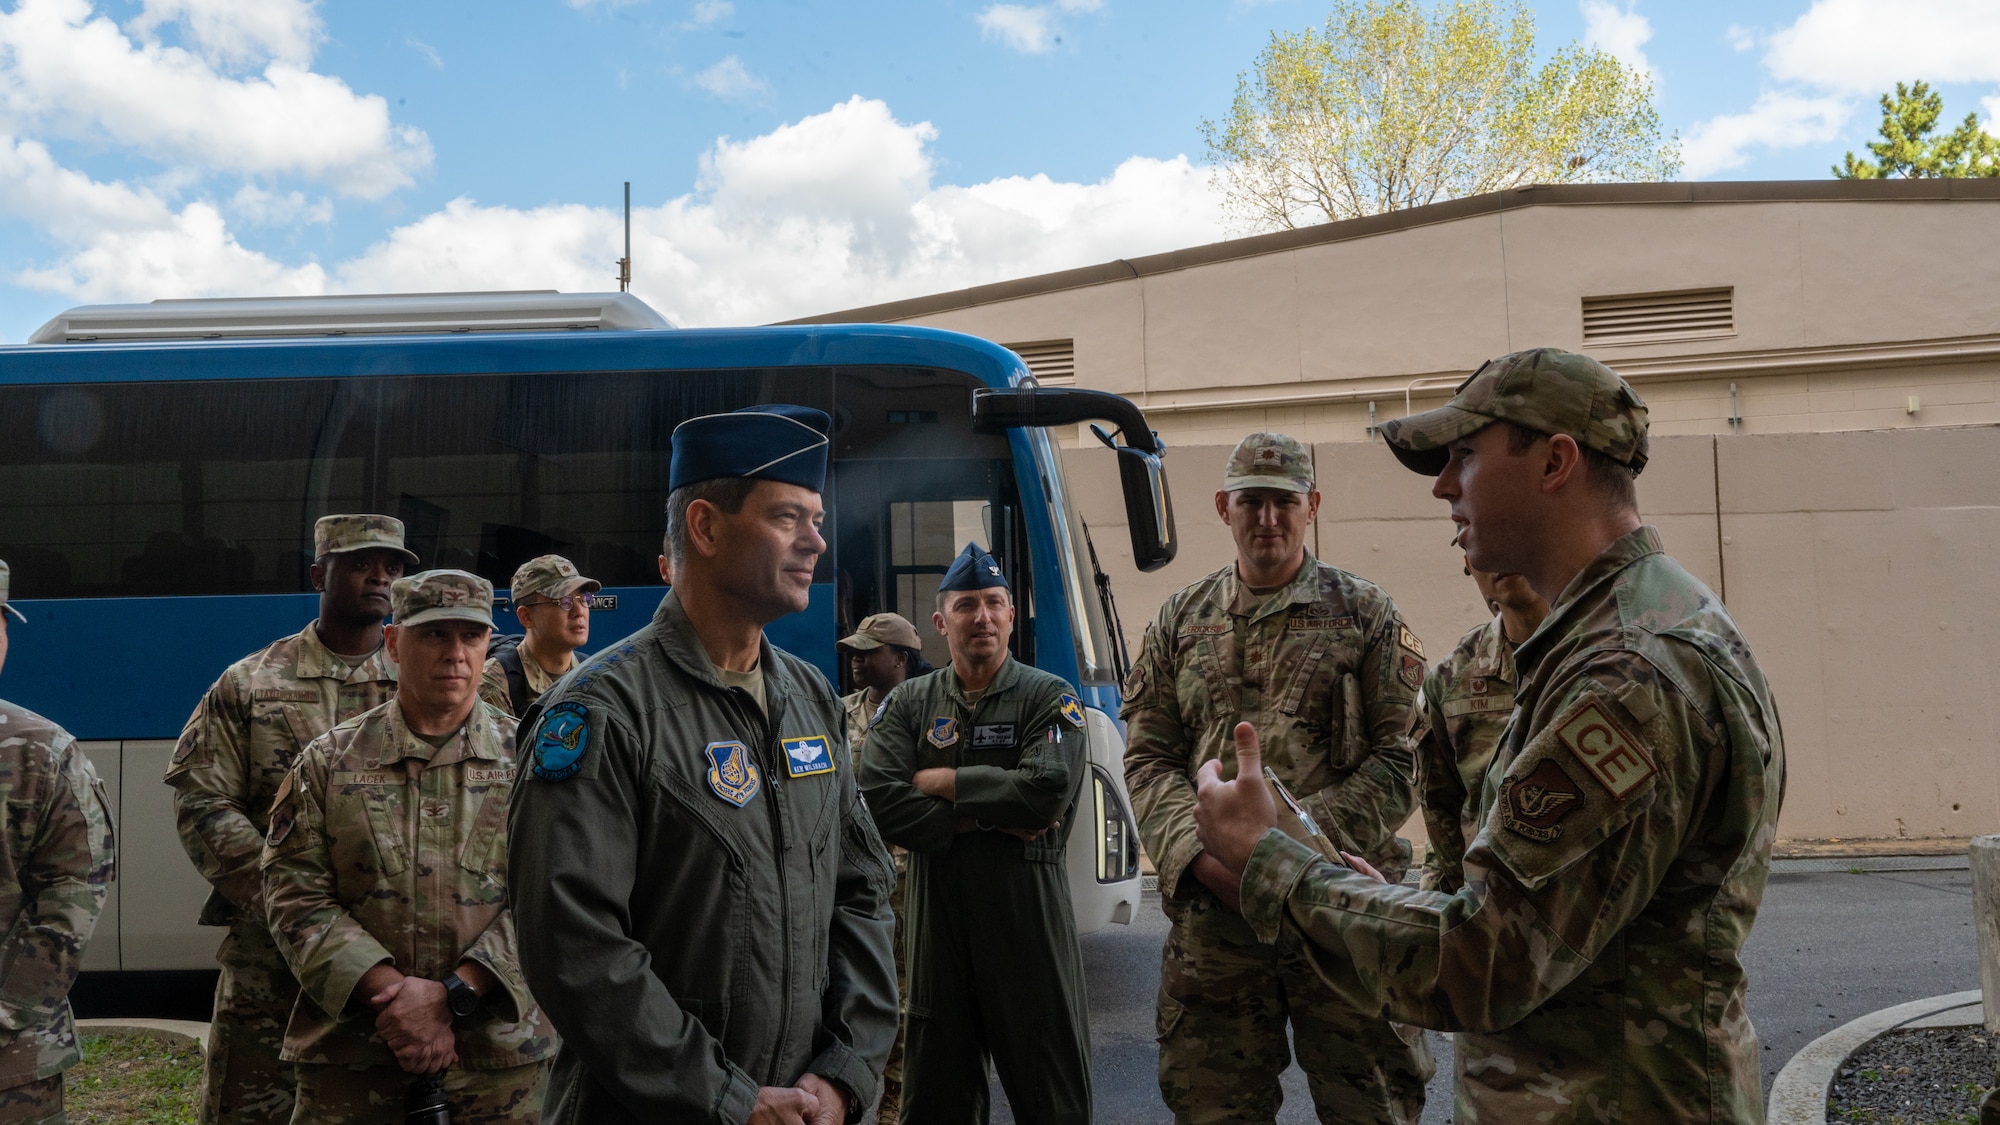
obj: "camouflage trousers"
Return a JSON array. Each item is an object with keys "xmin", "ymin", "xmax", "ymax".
[
  {"xmin": 1156, "ymin": 893, "xmax": 1432, "ymax": 1125},
  {"xmin": 289, "ymin": 1060, "xmax": 550, "ymax": 1124},
  {"xmin": 875, "ymin": 859, "xmax": 908, "ymax": 1125},
  {"xmin": 202, "ymin": 920, "xmax": 300, "ymax": 1125},
  {"xmin": 0, "ymin": 1074, "xmax": 64, "ymax": 1125}
]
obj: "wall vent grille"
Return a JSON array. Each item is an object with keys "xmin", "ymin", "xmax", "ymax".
[
  {"xmin": 1582, "ymin": 287, "xmax": 1734, "ymax": 346},
  {"xmin": 1007, "ymin": 339, "xmax": 1076, "ymax": 384}
]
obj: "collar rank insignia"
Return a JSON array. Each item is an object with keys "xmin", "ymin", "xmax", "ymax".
[
  {"xmin": 783, "ymin": 734, "xmax": 836, "ymax": 779},
  {"xmin": 706, "ymin": 741, "xmax": 761, "ymax": 806},
  {"xmin": 927, "ymin": 717, "xmax": 959, "ymax": 748},
  {"xmin": 1057, "ymin": 693, "xmax": 1085, "ymax": 729},
  {"xmin": 532, "ymin": 701, "xmax": 591, "ymax": 782}
]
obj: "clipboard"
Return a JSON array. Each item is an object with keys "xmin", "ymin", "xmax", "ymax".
[{"xmin": 1263, "ymin": 767, "xmax": 1348, "ymax": 868}]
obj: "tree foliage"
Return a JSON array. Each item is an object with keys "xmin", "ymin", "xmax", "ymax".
[
  {"xmin": 1202, "ymin": 0, "xmax": 1680, "ymax": 233},
  {"xmin": 1834, "ymin": 81, "xmax": 2000, "ymax": 179}
]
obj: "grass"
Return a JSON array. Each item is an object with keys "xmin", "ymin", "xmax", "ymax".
[{"xmin": 66, "ymin": 1031, "xmax": 200, "ymax": 1125}]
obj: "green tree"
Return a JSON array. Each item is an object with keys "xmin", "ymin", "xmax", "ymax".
[
  {"xmin": 1202, "ymin": 0, "xmax": 1679, "ymax": 233},
  {"xmin": 1835, "ymin": 81, "xmax": 2000, "ymax": 179}
]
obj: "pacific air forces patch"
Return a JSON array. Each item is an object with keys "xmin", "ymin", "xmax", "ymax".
[
  {"xmin": 927, "ymin": 718, "xmax": 959, "ymax": 748},
  {"xmin": 532, "ymin": 701, "xmax": 591, "ymax": 782},
  {"xmin": 782, "ymin": 734, "xmax": 836, "ymax": 779},
  {"xmin": 706, "ymin": 740, "xmax": 761, "ymax": 806},
  {"xmin": 1057, "ymin": 693, "xmax": 1086, "ymax": 728}
]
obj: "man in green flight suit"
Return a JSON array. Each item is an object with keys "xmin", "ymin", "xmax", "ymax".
[
  {"xmin": 1195, "ymin": 348, "xmax": 1787, "ymax": 1123},
  {"xmin": 859, "ymin": 543, "xmax": 1091, "ymax": 1125},
  {"xmin": 508, "ymin": 404, "xmax": 898, "ymax": 1125}
]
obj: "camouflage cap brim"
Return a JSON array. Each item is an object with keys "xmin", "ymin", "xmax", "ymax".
[
  {"xmin": 1220, "ymin": 472, "xmax": 1312, "ymax": 494},
  {"xmin": 398, "ymin": 604, "xmax": 494, "ymax": 629},
  {"xmin": 1377, "ymin": 404, "xmax": 1500, "ymax": 476},
  {"xmin": 545, "ymin": 576, "xmax": 602, "ymax": 600},
  {"xmin": 327, "ymin": 541, "xmax": 422, "ymax": 565}
]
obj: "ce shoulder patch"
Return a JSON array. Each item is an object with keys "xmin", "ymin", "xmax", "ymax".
[
  {"xmin": 1555, "ymin": 696, "xmax": 1656, "ymax": 800},
  {"xmin": 1057, "ymin": 693, "xmax": 1086, "ymax": 729},
  {"xmin": 531, "ymin": 701, "xmax": 591, "ymax": 782},
  {"xmin": 1397, "ymin": 623, "xmax": 1425, "ymax": 659}
]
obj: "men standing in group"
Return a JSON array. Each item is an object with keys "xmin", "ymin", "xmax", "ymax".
[
  {"xmin": 837, "ymin": 610, "xmax": 926, "ymax": 1124},
  {"xmin": 480, "ymin": 554, "xmax": 600, "ymax": 718},
  {"xmin": 0, "ymin": 561, "xmax": 116, "ymax": 1125},
  {"xmin": 1193, "ymin": 348, "xmax": 1786, "ymax": 1122},
  {"xmin": 1121, "ymin": 432, "xmax": 1431, "ymax": 1125},
  {"xmin": 509, "ymin": 405, "xmax": 897, "ymax": 1125},
  {"xmin": 1413, "ymin": 560, "xmax": 1548, "ymax": 893},
  {"xmin": 262, "ymin": 570, "xmax": 553, "ymax": 1121},
  {"xmin": 860, "ymin": 544, "xmax": 1092, "ymax": 1125},
  {"xmin": 167, "ymin": 515, "xmax": 414, "ymax": 1124}
]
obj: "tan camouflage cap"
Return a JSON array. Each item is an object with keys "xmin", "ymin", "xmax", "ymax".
[
  {"xmin": 314, "ymin": 514, "xmax": 420, "ymax": 565},
  {"xmin": 0, "ymin": 559, "xmax": 23, "ymax": 623},
  {"xmin": 839, "ymin": 612, "xmax": 921, "ymax": 652},
  {"xmin": 510, "ymin": 554, "xmax": 601, "ymax": 603},
  {"xmin": 1222, "ymin": 432, "xmax": 1314, "ymax": 494},
  {"xmin": 1378, "ymin": 348, "xmax": 1649, "ymax": 477},
  {"xmin": 391, "ymin": 570, "xmax": 494, "ymax": 629}
]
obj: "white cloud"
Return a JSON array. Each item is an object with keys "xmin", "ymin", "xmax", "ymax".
[
  {"xmin": 408, "ymin": 39, "xmax": 442, "ymax": 69},
  {"xmin": 682, "ymin": 0, "xmax": 732, "ymax": 29},
  {"xmin": 0, "ymin": 0, "xmax": 431, "ymax": 198},
  {"xmin": 693, "ymin": 56, "xmax": 768, "ymax": 101},
  {"xmin": 1680, "ymin": 91, "xmax": 1851, "ymax": 177},
  {"xmin": 1983, "ymin": 94, "xmax": 2000, "ymax": 135},
  {"xmin": 128, "ymin": 0, "xmax": 320, "ymax": 68},
  {"xmin": 1764, "ymin": 0, "xmax": 2000, "ymax": 94},
  {"xmin": 1724, "ymin": 24, "xmax": 1757, "ymax": 52},
  {"xmin": 978, "ymin": 1, "xmax": 1103, "ymax": 54},
  {"xmin": 229, "ymin": 183, "xmax": 331, "ymax": 226},
  {"xmin": 17, "ymin": 200, "xmax": 326, "ymax": 301},
  {"xmin": 1579, "ymin": 0, "xmax": 1652, "ymax": 78}
]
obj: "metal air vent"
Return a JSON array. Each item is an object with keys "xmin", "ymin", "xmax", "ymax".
[
  {"xmin": 1006, "ymin": 339, "xmax": 1076, "ymax": 384},
  {"xmin": 1581, "ymin": 287, "xmax": 1733, "ymax": 346}
]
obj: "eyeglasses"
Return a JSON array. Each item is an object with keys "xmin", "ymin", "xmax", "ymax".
[{"xmin": 520, "ymin": 594, "xmax": 593, "ymax": 613}]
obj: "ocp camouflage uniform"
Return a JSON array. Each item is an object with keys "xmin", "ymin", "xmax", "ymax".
[
  {"xmin": 1413, "ymin": 616, "xmax": 1515, "ymax": 895},
  {"xmin": 0, "ymin": 701, "xmax": 115, "ymax": 1125},
  {"xmin": 843, "ymin": 688, "xmax": 909, "ymax": 1125},
  {"xmin": 261, "ymin": 699, "xmax": 554, "ymax": 1123},
  {"xmin": 1122, "ymin": 553, "xmax": 1431, "ymax": 1124},
  {"xmin": 1240, "ymin": 527, "xmax": 1785, "ymax": 1123},
  {"xmin": 166, "ymin": 623, "xmax": 396, "ymax": 1123}
]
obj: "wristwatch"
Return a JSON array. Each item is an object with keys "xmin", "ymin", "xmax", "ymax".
[{"xmin": 441, "ymin": 972, "xmax": 482, "ymax": 1019}]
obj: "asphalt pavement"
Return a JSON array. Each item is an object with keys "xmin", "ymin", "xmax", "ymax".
[{"xmin": 984, "ymin": 856, "xmax": 1981, "ymax": 1124}]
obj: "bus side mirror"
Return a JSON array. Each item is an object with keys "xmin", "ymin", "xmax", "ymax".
[{"xmin": 970, "ymin": 386, "xmax": 1179, "ymax": 573}]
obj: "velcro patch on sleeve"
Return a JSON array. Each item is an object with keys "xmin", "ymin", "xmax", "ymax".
[{"xmin": 1556, "ymin": 699, "xmax": 1656, "ymax": 800}]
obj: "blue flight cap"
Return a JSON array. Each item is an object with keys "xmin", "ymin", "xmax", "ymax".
[
  {"xmin": 669, "ymin": 404, "xmax": 831, "ymax": 493},
  {"xmin": 939, "ymin": 542, "xmax": 1008, "ymax": 592}
]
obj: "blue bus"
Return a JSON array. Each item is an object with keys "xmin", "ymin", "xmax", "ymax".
[{"xmin": 0, "ymin": 292, "xmax": 1176, "ymax": 982}]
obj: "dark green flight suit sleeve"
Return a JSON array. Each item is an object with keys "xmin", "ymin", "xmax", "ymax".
[
  {"xmin": 858, "ymin": 683, "xmax": 961, "ymax": 854},
  {"xmin": 953, "ymin": 684, "xmax": 1083, "ymax": 830}
]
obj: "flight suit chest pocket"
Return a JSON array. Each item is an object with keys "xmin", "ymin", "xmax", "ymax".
[
  {"xmin": 349, "ymin": 777, "xmax": 412, "ymax": 881},
  {"xmin": 457, "ymin": 767, "xmax": 513, "ymax": 880},
  {"xmin": 1174, "ymin": 629, "xmax": 1233, "ymax": 725}
]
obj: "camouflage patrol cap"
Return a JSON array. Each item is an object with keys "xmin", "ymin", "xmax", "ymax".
[
  {"xmin": 0, "ymin": 559, "xmax": 23, "ymax": 623},
  {"xmin": 1222, "ymin": 432, "xmax": 1314, "ymax": 494},
  {"xmin": 391, "ymin": 570, "xmax": 494, "ymax": 629},
  {"xmin": 839, "ymin": 612, "xmax": 922, "ymax": 652},
  {"xmin": 1378, "ymin": 348, "xmax": 1649, "ymax": 477},
  {"xmin": 509, "ymin": 554, "xmax": 601, "ymax": 603},
  {"xmin": 314, "ymin": 514, "xmax": 420, "ymax": 565}
]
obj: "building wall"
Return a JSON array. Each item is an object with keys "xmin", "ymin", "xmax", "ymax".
[{"xmin": 1064, "ymin": 423, "xmax": 2000, "ymax": 847}]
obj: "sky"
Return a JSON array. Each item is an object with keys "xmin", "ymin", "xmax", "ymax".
[{"xmin": 0, "ymin": 0, "xmax": 1996, "ymax": 341}]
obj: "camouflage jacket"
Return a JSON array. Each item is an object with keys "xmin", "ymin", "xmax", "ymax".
[
  {"xmin": 1123, "ymin": 554, "xmax": 1421, "ymax": 898},
  {"xmin": 261, "ymin": 699, "xmax": 553, "ymax": 1070},
  {"xmin": 0, "ymin": 701, "xmax": 115, "ymax": 1089},
  {"xmin": 1240, "ymin": 527, "xmax": 1786, "ymax": 1123},
  {"xmin": 477, "ymin": 648, "xmax": 567, "ymax": 719},
  {"xmin": 840, "ymin": 688, "xmax": 879, "ymax": 761},
  {"xmin": 167, "ymin": 622, "xmax": 396, "ymax": 927},
  {"xmin": 1414, "ymin": 616, "xmax": 1515, "ymax": 894}
]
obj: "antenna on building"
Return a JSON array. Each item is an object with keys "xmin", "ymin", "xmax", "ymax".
[{"xmin": 617, "ymin": 181, "xmax": 632, "ymax": 292}]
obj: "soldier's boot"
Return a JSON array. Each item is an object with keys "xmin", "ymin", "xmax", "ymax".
[
  {"xmin": 1155, "ymin": 899, "xmax": 1293, "ymax": 1124},
  {"xmin": 0, "ymin": 1074, "xmax": 65, "ymax": 1125},
  {"xmin": 291, "ymin": 1061, "xmax": 551, "ymax": 1125},
  {"xmin": 201, "ymin": 923, "xmax": 300, "ymax": 1125}
]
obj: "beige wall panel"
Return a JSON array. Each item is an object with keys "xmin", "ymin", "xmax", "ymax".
[
  {"xmin": 77, "ymin": 742, "xmax": 120, "ymax": 973},
  {"xmin": 907, "ymin": 281, "xmax": 1148, "ymax": 395},
  {"xmin": 118, "ymin": 740, "xmax": 222, "ymax": 970},
  {"xmin": 1799, "ymin": 202, "xmax": 2000, "ymax": 345},
  {"xmin": 1138, "ymin": 257, "xmax": 1302, "ymax": 393}
]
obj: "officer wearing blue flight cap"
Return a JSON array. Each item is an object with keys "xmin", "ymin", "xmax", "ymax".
[
  {"xmin": 859, "ymin": 543, "xmax": 1093, "ymax": 1125},
  {"xmin": 510, "ymin": 404, "xmax": 898, "ymax": 1125}
]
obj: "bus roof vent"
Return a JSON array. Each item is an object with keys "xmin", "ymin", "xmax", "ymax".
[
  {"xmin": 1581, "ymin": 287, "xmax": 1733, "ymax": 347},
  {"xmin": 1006, "ymin": 339, "xmax": 1076, "ymax": 384},
  {"xmin": 28, "ymin": 291, "xmax": 675, "ymax": 343}
]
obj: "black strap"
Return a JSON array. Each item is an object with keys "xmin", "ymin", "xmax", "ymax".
[{"xmin": 495, "ymin": 644, "xmax": 532, "ymax": 718}]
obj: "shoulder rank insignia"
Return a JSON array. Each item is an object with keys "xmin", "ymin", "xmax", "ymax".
[
  {"xmin": 927, "ymin": 718, "xmax": 959, "ymax": 748},
  {"xmin": 782, "ymin": 734, "xmax": 836, "ymax": 779},
  {"xmin": 532, "ymin": 701, "xmax": 591, "ymax": 782},
  {"xmin": 1057, "ymin": 693, "xmax": 1086, "ymax": 729},
  {"xmin": 706, "ymin": 741, "xmax": 761, "ymax": 806}
]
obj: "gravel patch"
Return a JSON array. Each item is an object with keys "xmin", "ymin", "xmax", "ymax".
[{"xmin": 1827, "ymin": 1027, "xmax": 1998, "ymax": 1125}]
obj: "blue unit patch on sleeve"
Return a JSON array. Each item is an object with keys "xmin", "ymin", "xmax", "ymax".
[
  {"xmin": 783, "ymin": 734, "xmax": 836, "ymax": 778},
  {"xmin": 1057, "ymin": 694, "xmax": 1086, "ymax": 729},
  {"xmin": 532, "ymin": 701, "xmax": 591, "ymax": 781},
  {"xmin": 706, "ymin": 740, "xmax": 762, "ymax": 806},
  {"xmin": 927, "ymin": 717, "xmax": 959, "ymax": 748}
]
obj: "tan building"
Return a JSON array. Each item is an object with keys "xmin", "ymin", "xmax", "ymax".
[{"xmin": 799, "ymin": 179, "xmax": 2000, "ymax": 850}]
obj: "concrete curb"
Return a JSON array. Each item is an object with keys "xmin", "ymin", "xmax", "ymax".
[
  {"xmin": 1767, "ymin": 989, "xmax": 1982, "ymax": 1125},
  {"xmin": 76, "ymin": 1017, "xmax": 209, "ymax": 1054}
]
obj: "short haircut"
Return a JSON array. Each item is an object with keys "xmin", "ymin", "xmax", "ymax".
[
  {"xmin": 664, "ymin": 477, "xmax": 760, "ymax": 568},
  {"xmin": 1499, "ymin": 422, "xmax": 1638, "ymax": 512}
]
